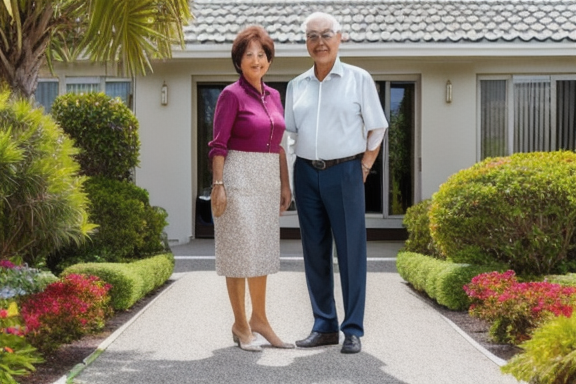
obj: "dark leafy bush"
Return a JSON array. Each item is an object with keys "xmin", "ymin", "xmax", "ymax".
[
  {"xmin": 402, "ymin": 199, "xmax": 441, "ymax": 258},
  {"xmin": 51, "ymin": 92, "xmax": 140, "ymax": 181},
  {"xmin": 0, "ymin": 89, "xmax": 95, "ymax": 267},
  {"xmin": 62, "ymin": 253, "xmax": 174, "ymax": 310},
  {"xmin": 429, "ymin": 151, "xmax": 576, "ymax": 275},
  {"xmin": 47, "ymin": 176, "xmax": 169, "ymax": 273}
]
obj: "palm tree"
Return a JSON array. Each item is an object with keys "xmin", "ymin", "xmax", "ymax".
[{"xmin": 0, "ymin": 0, "xmax": 192, "ymax": 99}]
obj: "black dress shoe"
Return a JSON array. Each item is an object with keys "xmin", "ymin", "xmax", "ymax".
[
  {"xmin": 341, "ymin": 334, "xmax": 361, "ymax": 354},
  {"xmin": 295, "ymin": 331, "xmax": 339, "ymax": 348}
]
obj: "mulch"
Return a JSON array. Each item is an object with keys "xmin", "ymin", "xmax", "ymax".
[{"xmin": 17, "ymin": 281, "xmax": 521, "ymax": 384}]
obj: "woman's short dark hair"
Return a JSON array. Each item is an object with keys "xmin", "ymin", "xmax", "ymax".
[{"xmin": 231, "ymin": 26, "xmax": 275, "ymax": 74}]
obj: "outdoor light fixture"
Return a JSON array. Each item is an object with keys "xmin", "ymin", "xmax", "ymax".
[
  {"xmin": 446, "ymin": 80, "xmax": 452, "ymax": 103},
  {"xmin": 161, "ymin": 81, "xmax": 168, "ymax": 105}
]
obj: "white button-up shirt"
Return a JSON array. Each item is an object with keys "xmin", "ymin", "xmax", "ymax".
[{"xmin": 285, "ymin": 57, "xmax": 388, "ymax": 161}]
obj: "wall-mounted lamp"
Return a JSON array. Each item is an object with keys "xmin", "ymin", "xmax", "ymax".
[
  {"xmin": 161, "ymin": 81, "xmax": 168, "ymax": 106},
  {"xmin": 445, "ymin": 80, "xmax": 453, "ymax": 104}
]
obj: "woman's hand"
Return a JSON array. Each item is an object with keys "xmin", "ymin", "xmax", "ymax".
[
  {"xmin": 211, "ymin": 185, "xmax": 227, "ymax": 217},
  {"xmin": 280, "ymin": 184, "xmax": 291, "ymax": 213}
]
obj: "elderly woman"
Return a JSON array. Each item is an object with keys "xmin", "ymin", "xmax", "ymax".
[{"xmin": 208, "ymin": 26, "xmax": 293, "ymax": 351}]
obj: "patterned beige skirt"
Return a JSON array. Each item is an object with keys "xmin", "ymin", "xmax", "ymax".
[{"xmin": 214, "ymin": 150, "xmax": 280, "ymax": 277}]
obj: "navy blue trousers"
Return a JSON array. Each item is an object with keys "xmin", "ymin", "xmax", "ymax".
[{"xmin": 294, "ymin": 157, "xmax": 367, "ymax": 337}]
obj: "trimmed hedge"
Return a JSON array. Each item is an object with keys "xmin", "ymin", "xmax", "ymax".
[
  {"xmin": 61, "ymin": 253, "xmax": 174, "ymax": 310},
  {"xmin": 396, "ymin": 251, "xmax": 504, "ymax": 310}
]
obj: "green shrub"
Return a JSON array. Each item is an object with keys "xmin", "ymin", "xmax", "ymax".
[
  {"xmin": 402, "ymin": 199, "xmax": 441, "ymax": 258},
  {"xmin": 396, "ymin": 252, "xmax": 503, "ymax": 310},
  {"xmin": 51, "ymin": 92, "xmax": 140, "ymax": 181},
  {"xmin": 47, "ymin": 176, "xmax": 169, "ymax": 272},
  {"xmin": 0, "ymin": 89, "xmax": 96, "ymax": 267},
  {"xmin": 429, "ymin": 151, "xmax": 576, "ymax": 275},
  {"xmin": 502, "ymin": 315, "xmax": 576, "ymax": 384},
  {"xmin": 62, "ymin": 253, "xmax": 174, "ymax": 310}
]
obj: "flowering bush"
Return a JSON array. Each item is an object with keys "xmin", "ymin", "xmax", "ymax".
[
  {"xmin": 0, "ymin": 302, "xmax": 43, "ymax": 384},
  {"xmin": 0, "ymin": 262, "xmax": 57, "ymax": 299},
  {"xmin": 464, "ymin": 271, "xmax": 576, "ymax": 344},
  {"xmin": 20, "ymin": 274, "xmax": 112, "ymax": 353}
]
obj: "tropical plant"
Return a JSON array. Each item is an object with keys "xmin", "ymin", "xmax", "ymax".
[
  {"xmin": 0, "ymin": 0, "xmax": 192, "ymax": 98},
  {"xmin": 0, "ymin": 88, "xmax": 96, "ymax": 266}
]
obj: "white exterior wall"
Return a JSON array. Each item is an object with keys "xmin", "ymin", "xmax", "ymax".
[{"xmin": 48, "ymin": 54, "xmax": 576, "ymax": 244}]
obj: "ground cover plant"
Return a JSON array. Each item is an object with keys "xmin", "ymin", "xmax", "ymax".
[
  {"xmin": 465, "ymin": 270, "xmax": 576, "ymax": 344},
  {"xmin": 20, "ymin": 274, "xmax": 112, "ymax": 354}
]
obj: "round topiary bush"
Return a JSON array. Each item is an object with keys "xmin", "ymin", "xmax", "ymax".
[
  {"xmin": 0, "ymin": 88, "xmax": 95, "ymax": 267},
  {"xmin": 51, "ymin": 92, "xmax": 140, "ymax": 181},
  {"xmin": 429, "ymin": 151, "xmax": 576, "ymax": 276}
]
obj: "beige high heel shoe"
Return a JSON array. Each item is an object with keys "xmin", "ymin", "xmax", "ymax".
[
  {"xmin": 253, "ymin": 332, "xmax": 295, "ymax": 349},
  {"xmin": 232, "ymin": 331, "xmax": 263, "ymax": 352}
]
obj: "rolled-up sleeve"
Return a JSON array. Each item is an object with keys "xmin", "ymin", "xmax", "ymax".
[{"xmin": 208, "ymin": 90, "xmax": 238, "ymax": 160}]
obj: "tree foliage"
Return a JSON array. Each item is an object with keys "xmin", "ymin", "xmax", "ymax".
[{"xmin": 0, "ymin": 0, "xmax": 192, "ymax": 98}]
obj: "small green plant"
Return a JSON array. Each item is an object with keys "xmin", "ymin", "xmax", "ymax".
[
  {"xmin": 429, "ymin": 151, "xmax": 576, "ymax": 275},
  {"xmin": 20, "ymin": 274, "xmax": 112, "ymax": 353},
  {"xmin": 51, "ymin": 92, "xmax": 140, "ymax": 181},
  {"xmin": 465, "ymin": 270, "xmax": 576, "ymax": 344},
  {"xmin": 0, "ymin": 302, "xmax": 43, "ymax": 384},
  {"xmin": 0, "ymin": 89, "xmax": 96, "ymax": 267},
  {"xmin": 502, "ymin": 315, "xmax": 576, "ymax": 384}
]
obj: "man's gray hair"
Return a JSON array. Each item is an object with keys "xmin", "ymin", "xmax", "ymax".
[{"xmin": 301, "ymin": 12, "xmax": 342, "ymax": 33}]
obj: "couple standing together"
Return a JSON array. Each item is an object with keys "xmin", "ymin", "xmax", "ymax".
[{"xmin": 208, "ymin": 12, "xmax": 388, "ymax": 355}]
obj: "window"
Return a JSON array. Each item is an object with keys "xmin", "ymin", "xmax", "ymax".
[
  {"xmin": 34, "ymin": 77, "xmax": 132, "ymax": 113},
  {"xmin": 35, "ymin": 80, "xmax": 59, "ymax": 113},
  {"xmin": 479, "ymin": 75, "xmax": 576, "ymax": 160}
]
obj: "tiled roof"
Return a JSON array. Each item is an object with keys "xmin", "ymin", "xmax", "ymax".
[{"xmin": 184, "ymin": 0, "xmax": 576, "ymax": 45}]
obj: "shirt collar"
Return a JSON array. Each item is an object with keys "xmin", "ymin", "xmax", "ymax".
[
  {"xmin": 305, "ymin": 57, "xmax": 343, "ymax": 82},
  {"xmin": 239, "ymin": 75, "xmax": 270, "ymax": 97}
]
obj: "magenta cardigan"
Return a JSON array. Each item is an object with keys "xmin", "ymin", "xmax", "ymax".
[{"xmin": 208, "ymin": 76, "xmax": 286, "ymax": 160}]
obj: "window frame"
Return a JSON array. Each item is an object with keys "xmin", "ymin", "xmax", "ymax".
[{"xmin": 477, "ymin": 74, "xmax": 576, "ymax": 161}]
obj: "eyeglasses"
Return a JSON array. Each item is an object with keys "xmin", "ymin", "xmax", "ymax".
[{"xmin": 306, "ymin": 30, "xmax": 336, "ymax": 43}]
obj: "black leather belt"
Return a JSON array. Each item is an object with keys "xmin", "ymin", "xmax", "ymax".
[{"xmin": 302, "ymin": 153, "xmax": 363, "ymax": 170}]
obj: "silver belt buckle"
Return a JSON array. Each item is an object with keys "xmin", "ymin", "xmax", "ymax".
[{"xmin": 311, "ymin": 160, "xmax": 326, "ymax": 170}]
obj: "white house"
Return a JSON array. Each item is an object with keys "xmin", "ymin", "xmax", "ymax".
[{"xmin": 38, "ymin": 0, "xmax": 576, "ymax": 245}]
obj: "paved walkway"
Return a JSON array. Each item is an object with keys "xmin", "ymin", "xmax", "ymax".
[{"xmin": 69, "ymin": 240, "xmax": 522, "ymax": 384}]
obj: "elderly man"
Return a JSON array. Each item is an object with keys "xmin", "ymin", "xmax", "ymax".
[{"xmin": 285, "ymin": 12, "xmax": 388, "ymax": 354}]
